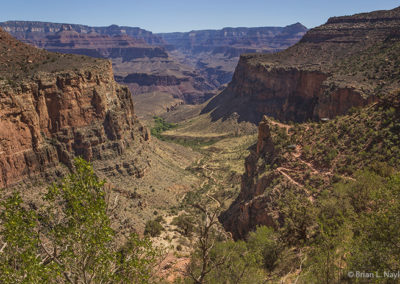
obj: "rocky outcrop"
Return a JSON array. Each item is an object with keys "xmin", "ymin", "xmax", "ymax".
[
  {"xmin": 0, "ymin": 28, "xmax": 149, "ymax": 188},
  {"xmin": 158, "ymin": 23, "xmax": 308, "ymax": 85},
  {"xmin": 203, "ymin": 59, "xmax": 376, "ymax": 123},
  {"xmin": 203, "ymin": 7, "xmax": 400, "ymax": 123},
  {"xmin": 220, "ymin": 116, "xmax": 278, "ymax": 239}
]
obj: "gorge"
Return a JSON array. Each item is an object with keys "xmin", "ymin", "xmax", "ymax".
[{"xmin": 1, "ymin": 5, "xmax": 400, "ymax": 283}]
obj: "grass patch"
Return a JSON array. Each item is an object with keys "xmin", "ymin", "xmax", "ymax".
[{"xmin": 150, "ymin": 116, "xmax": 177, "ymax": 139}]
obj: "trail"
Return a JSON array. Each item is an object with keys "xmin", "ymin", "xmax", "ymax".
[{"xmin": 276, "ymin": 167, "xmax": 304, "ymax": 189}]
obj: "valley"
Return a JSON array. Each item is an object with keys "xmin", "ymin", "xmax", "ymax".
[
  {"xmin": 0, "ymin": 5, "xmax": 400, "ymax": 284},
  {"xmin": 0, "ymin": 20, "xmax": 306, "ymax": 110}
]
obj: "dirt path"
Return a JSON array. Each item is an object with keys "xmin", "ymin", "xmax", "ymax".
[{"xmin": 276, "ymin": 167, "xmax": 304, "ymax": 188}]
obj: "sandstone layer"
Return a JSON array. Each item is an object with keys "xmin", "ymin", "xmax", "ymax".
[
  {"xmin": 0, "ymin": 27, "xmax": 149, "ymax": 188},
  {"xmin": 0, "ymin": 21, "xmax": 214, "ymax": 105},
  {"xmin": 203, "ymin": 7, "xmax": 400, "ymax": 123}
]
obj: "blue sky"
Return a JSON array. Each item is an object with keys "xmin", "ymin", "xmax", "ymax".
[{"xmin": 1, "ymin": 0, "xmax": 399, "ymax": 33}]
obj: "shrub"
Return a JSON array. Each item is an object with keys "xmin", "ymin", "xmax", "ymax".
[
  {"xmin": 144, "ymin": 219, "xmax": 164, "ymax": 237},
  {"xmin": 172, "ymin": 214, "xmax": 195, "ymax": 236}
]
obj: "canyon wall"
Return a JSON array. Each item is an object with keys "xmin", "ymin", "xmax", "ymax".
[
  {"xmin": 0, "ymin": 21, "xmax": 214, "ymax": 105},
  {"xmin": 220, "ymin": 116, "xmax": 278, "ymax": 239},
  {"xmin": 203, "ymin": 57, "xmax": 376, "ymax": 123},
  {"xmin": 159, "ymin": 23, "xmax": 308, "ymax": 86},
  {"xmin": 0, "ymin": 28, "xmax": 149, "ymax": 187},
  {"xmin": 203, "ymin": 7, "xmax": 400, "ymax": 123},
  {"xmin": 220, "ymin": 6, "xmax": 400, "ymax": 239}
]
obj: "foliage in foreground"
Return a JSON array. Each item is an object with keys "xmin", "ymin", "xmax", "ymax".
[
  {"xmin": 183, "ymin": 168, "xmax": 400, "ymax": 284},
  {"xmin": 0, "ymin": 157, "xmax": 161, "ymax": 283}
]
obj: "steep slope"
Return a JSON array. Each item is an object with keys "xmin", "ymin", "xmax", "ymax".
[
  {"xmin": 0, "ymin": 21, "xmax": 215, "ymax": 105},
  {"xmin": 203, "ymin": 7, "xmax": 400, "ymax": 123},
  {"xmin": 0, "ymin": 27, "xmax": 150, "ymax": 187},
  {"xmin": 158, "ymin": 23, "xmax": 307, "ymax": 86},
  {"xmin": 0, "ymin": 28, "xmax": 204, "ymax": 244},
  {"xmin": 221, "ymin": 91, "xmax": 400, "ymax": 239}
]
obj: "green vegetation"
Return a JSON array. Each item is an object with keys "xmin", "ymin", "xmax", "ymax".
[
  {"xmin": 183, "ymin": 93, "xmax": 400, "ymax": 283},
  {"xmin": 295, "ymin": 93, "xmax": 400, "ymax": 171},
  {"xmin": 144, "ymin": 219, "xmax": 164, "ymax": 237},
  {"xmin": 162, "ymin": 136, "xmax": 222, "ymax": 151},
  {"xmin": 151, "ymin": 115, "xmax": 223, "ymax": 150},
  {"xmin": 150, "ymin": 116, "xmax": 177, "ymax": 139},
  {"xmin": 184, "ymin": 168, "xmax": 400, "ymax": 283},
  {"xmin": 0, "ymin": 158, "xmax": 161, "ymax": 283},
  {"xmin": 171, "ymin": 214, "xmax": 195, "ymax": 237}
]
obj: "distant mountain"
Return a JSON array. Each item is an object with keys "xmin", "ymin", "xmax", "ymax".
[
  {"xmin": 0, "ymin": 21, "xmax": 307, "ymax": 108},
  {"xmin": 158, "ymin": 23, "xmax": 308, "ymax": 85},
  {"xmin": 0, "ymin": 21, "xmax": 215, "ymax": 104},
  {"xmin": 0, "ymin": 21, "xmax": 164, "ymax": 45},
  {"xmin": 202, "ymin": 7, "xmax": 400, "ymax": 123}
]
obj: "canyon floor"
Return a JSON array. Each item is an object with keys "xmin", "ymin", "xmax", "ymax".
[{"xmin": 132, "ymin": 104, "xmax": 258, "ymax": 281}]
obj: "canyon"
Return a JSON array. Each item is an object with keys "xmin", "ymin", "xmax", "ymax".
[
  {"xmin": 0, "ymin": 21, "xmax": 307, "ymax": 110},
  {"xmin": 158, "ymin": 23, "xmax": 307, "ymax": 86},
  {"xmin": 1, "ymin": 5, "xmax": 400, "ymax": 282},
  {"xmin": 202, "ymin": 7, "xmax": 400, "ymax": 123},
  {"xmin": 0, "ymin": 21, "xmax": 214, "ymax": 105},
  {"xmin": 0, "ymin": 27, "xmax": 202, "ymax": 244},
  {"xmin": 218, "ymin": 6, "xmax": 400, "ymax": 240}
]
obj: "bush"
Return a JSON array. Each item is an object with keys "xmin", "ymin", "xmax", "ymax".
[
  {"xmin": 150, "ymin": 116, "xmax": 176, "ymax": 139},
  {"xmin": 247, "ymin": 226, "xmax": 280, "ymax": 271},
  {"xmin": 172, "ymin": 214, "xmax": 195, "ymax": 236},
  {"xmin": 144, "ymin": 219, "xmax": 164, "ymax": 237},
  {"xmin": 0, "ymin": 158, "xmax": 161, "ymax": 283}
]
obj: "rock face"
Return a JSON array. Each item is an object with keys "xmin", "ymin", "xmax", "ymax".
[
  {"xmin": 0, "ymin": 21, "xmax": 308, "ymax": 106},
  {"xmin": 203, "ymin": 7, "xmax": 400, "ymax": 123},
  {"xmin": 158, "ymin": 23, "xmax": 308, "ymax": 86},
  {"xmin": 0, "ymin": 28, "xmax": 149, "ymax": 188},
  {"xmin": 0, "ymin": 21, "xmax": 214, "ymax": 104},
  {"xmin": 220, "ymin": 116, "xmax": 277, "ymax": 239}
]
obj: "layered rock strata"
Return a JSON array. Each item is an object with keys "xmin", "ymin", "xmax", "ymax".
[
  {"xmin": 0, "ymin": 28, "xmax": 149, "ymax": 187},
  {"xmin": 0, "ymin": 21, "xmax": 214, "ymax": 104},
  {"xmin": 203, "ymin": 7, "xmax": 400, "ymax": 123},
  {"xmin": 158, "ymin": 23, "xmax": 308, "ymax": 86}
]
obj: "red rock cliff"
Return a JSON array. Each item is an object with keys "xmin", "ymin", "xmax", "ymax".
[{"xmin": 0, "ymin": 28, "xmax": 149, "ymax": 188}]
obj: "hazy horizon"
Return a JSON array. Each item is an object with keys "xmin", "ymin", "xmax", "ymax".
[{"xmin": 1, "ymin": 0, "xmax": 399, "ymax": 33}]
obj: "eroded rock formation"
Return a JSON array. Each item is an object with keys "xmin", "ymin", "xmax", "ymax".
[
  {"xmin": 0, "ymin": 21, "xmax": 214, "ymax": 104},
  {"xmin": 158, "ymin": 23, "xmax": 308, "ymax": 86},
  {"xmin": 220, "ymin": 116, "xmax": 278, "ymax": 239},
  {"xmin": 203, "ymin": 7, "xmax": 400, "ymax": 123},
  {"xmin": 0, "ymin": 28, "xmax": 149, "ymax": 187}
]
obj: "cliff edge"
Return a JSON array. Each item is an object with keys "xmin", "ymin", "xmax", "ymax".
[
  {"xmin": 0, "ymin": 28, "xmax": 149, "ymax": 187},
  {"xmin": 203, "ymin": 7, "xmax": 400, "ymax": 123}
]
